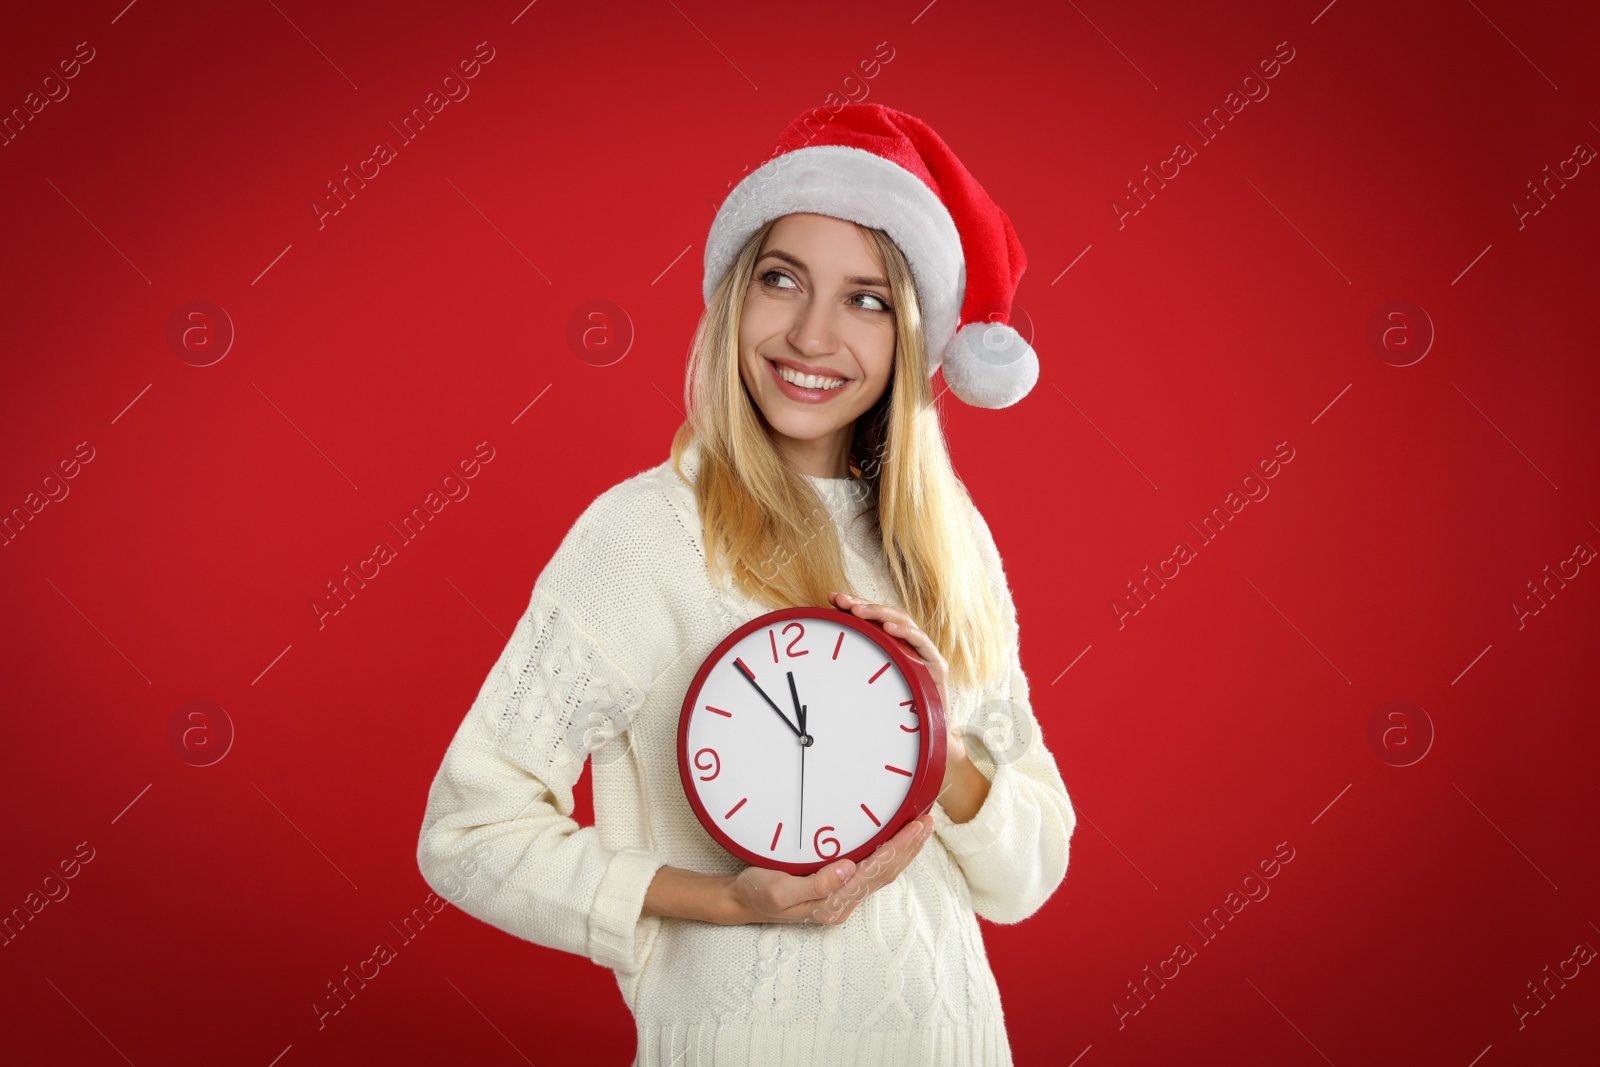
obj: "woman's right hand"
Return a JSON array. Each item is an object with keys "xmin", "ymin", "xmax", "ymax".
[{"xmin": 725, "ymin": 813, "xmax": 935, "ymax": 926}]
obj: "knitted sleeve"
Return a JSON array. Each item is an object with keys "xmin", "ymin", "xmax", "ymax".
[
  {"xmin": 930, "ymin": 501, "xmax": 1077, "ymax": 924},
  {"xmin": 415, "ymin": 489, "xmax": 672, "ymax": 975}
]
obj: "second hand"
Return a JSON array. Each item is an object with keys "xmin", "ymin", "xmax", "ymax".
[{"xmin": 798, "ymin": 703, "xmax": 806, "ymax": 847}]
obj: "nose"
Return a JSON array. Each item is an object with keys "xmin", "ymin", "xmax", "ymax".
[{"xmin": 787, "ymin": 296, "xmax": 838, "ymax": 356}]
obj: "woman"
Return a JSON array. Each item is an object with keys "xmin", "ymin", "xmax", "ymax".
[{"xmin": 417, "ymin": 103, "xmax": 1075, "ymax": 1066}]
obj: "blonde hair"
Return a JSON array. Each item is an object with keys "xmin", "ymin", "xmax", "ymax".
[{"xmin": 670, "ymin": 217, "xmax": 1006, "ymax": 692}]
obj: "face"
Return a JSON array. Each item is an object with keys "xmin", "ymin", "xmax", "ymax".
[{"xmin": 737, "ymin": 213, "xmax": 897, "ymax": 477}]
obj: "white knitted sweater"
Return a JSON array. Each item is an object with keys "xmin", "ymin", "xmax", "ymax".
[{"xmin": 416, "ymin": 439, "xmax": 1076, "ymax": 1066}]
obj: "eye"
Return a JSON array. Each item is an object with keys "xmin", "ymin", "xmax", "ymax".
[{"xmin": 760, "ymin": 269, "xmax": 892, "ymax": 314}]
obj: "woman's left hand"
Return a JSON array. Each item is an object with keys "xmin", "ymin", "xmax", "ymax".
[{"xmin": 828, "ymin": 592, "xmax": 989, "ymax": 822}]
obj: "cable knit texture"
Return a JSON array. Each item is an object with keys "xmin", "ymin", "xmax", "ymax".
[{"xmin": 416, "ymin": 439, "xmax": 1076, "ymax": 1066}]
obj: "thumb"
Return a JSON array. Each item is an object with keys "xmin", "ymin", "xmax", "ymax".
[
  {"xmin": 805, "ymin": 860, "xmax": 859, "ymax": 923},
  {"xmin": 815, "ymin": 858, "xmax": 857, "ymax": 895}
]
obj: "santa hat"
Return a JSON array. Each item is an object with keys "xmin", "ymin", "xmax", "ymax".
[{"xmin": 703, "ymin": 103, "xmax": 1037, "ymax": 409}]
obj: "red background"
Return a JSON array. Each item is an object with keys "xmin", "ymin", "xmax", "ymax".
[{"xmin": 2, "ymin": 1, "xmax": 1597, "ymax": 1064}]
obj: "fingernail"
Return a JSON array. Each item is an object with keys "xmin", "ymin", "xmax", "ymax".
[{"xmin": 835, "ymin": 862, "xmax": 855, "ymax": 881}]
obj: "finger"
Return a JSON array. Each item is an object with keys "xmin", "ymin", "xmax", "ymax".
[
  {"xmin": 837, "ymin": 599, "xmax": 931, "ymax": 660},
  {"xmin": 887, "ymin": 621, "xmax": 942, "ymax": 664},
  {"xmin": 856, "ymin": 606, "xmax": 922, "ymax": 647},
  {"xmin": 772, "ymin": 858, "xmax": 857, "ymax": 912},
  {"xmin": 800, "ymin": 822, "xmax": 931, "ymax": 922},
  {"xmin": 840, "ymin": 603, "xmax": 943, "ymax": 670},
  {"xmin": 844, "ymin": 601, "xmax": 932, "ymax": 652},
  {"xmin": 833, "ymin": 593, "xmax": 907, "ymax": 626},
  {"xmin": 859, "ymin": 837, "xmax": 925, "ymax": 891},
  {"xmin": 889, "ymin": 820, "xmax": 935, "ymax": 868},
  {"xmin": 886, "ymin": 813, "xmax": 932, "ymax": 842},
  {"xmin": 861, "ymin": 817, "xmax": 932, "ymax": 880},
  {"xmin": 882, "ymin": 619, "xmax": 934, "ymax": 656},
  {"xmin": 743, "ymin": 859, "xmax": 850, "ymax": 918},
  {"xmin": 883, "ymin": 624, "xmax": 948, "ymax": 681},
  {"xmin": 840, "ymin": 596, "xmax": 901, "ymax": 625},
  {"xmin": 829, "ymin": 591, "xmax": 877, "ymax": 611},
  {"xmin": 789, "ymin": 864, "xmax": 870, "ymax": 924},
  {"xmin": 796, "ymin": 874, "xmax": 869, "ymax": 923}
]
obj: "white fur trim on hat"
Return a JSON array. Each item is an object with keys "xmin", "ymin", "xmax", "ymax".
[
  {"xmin": 940, "ymin": 321, "xmax": 1038, "ymax": 409},
  {"xmin": 704, "ymin": 144, "xmax": 965, "ymax": 371}
]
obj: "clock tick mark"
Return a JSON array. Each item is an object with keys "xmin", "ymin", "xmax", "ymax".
[
  {"xmin": 868, "ymin": 661, "xmax": 890, "ymax": 684},
  {"xmin": 724, "ymin": 797, "xmax": 748, "ymax": 819},
  {"xmin": 770, "ymin": 822, "xmax": 783, "ymax": 851},
  {"xmin": 861, "ymin": 803, "xmax": 880, "ymax": 826},
  {"xmin": 885, "ymin": 765, "xmax": 913, "ymax": 777},
  {"xmin": 706, "ymin": 705, "xmax": 733, "ymax": 718}
]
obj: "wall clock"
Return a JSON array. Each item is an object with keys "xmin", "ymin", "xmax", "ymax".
[{"xmin": 677, "ymin": 605, "xmax": 946, "ymax": 876}]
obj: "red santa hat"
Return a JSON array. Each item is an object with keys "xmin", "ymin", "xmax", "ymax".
[{"xmin": 703, "ymin": 103, "xmax": 1038, "ymax": 409}]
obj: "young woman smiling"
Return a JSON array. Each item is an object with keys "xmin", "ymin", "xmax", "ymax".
[{"xmin": 417, "ymin": 103, "xmax": 1075, "ymax": 1067}]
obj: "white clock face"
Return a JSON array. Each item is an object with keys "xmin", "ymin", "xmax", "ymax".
[{"xmin": 683, "ymin": 615, "xmax": 926, "ymax": 868}]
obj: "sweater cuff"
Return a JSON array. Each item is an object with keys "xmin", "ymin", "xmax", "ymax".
[
  {"xmin": 588, "ymin": 846, "xmax": 671, "ymax": 974},
  {"xmin": 932, "ymin": 761, "xmax": 1013, "ymax": 856}
]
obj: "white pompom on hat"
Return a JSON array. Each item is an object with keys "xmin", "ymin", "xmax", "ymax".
[{"xmin": 704, "ymin": 104, "xmax": 1038, "ymax": 409}]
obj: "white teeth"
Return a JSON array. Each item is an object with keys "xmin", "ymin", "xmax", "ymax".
[{"xmin": 774, "ymin": 362, "xmax": 847, "ymax": 390}]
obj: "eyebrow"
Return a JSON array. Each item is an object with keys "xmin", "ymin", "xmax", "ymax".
[{"xmin": 757, "ymin": 249, "xmax": 889, "ymax": 289}]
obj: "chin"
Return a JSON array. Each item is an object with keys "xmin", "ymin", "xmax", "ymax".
[{"xmin": 766, "ymin": 412, "xmax": 848, "ymax": 440}]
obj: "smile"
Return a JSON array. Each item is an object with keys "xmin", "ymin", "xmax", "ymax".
[{"xmin": 766, "ymin": 358, "xmax": 851, "ymax": 402}]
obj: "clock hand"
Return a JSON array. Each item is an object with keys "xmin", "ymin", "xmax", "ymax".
[
  {"xmin": 787, "ymin": 671, "xmax": 810, "ymax": 741},
  {"xmin": 798, "ymin": 703, "xmax": 806, "ymax": 847},
  {"xmin": 732, "ymin": 661, "xmax": 802, "ymax": 738},
  {"xmin": 788, "ymin": 672, "xmax": 813, "ymax": 849}
]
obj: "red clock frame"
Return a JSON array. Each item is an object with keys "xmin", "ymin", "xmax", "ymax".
[{"xmin": 676, "ymin": 604, "xmax": 947, "ymax": 876}]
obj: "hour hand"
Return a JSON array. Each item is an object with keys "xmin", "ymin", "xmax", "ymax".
[{"xmin": 732, "ymin": 661, "xmax": 802, "ymax": 737}]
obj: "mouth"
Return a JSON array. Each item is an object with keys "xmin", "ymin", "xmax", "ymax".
[{"xmin": 765, "ymin": 357, "xmax": 852, "ymax": 403}]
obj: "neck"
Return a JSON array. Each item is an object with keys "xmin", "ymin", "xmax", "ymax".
[{"xmin": 772, "ymin": 427, "xmax": 854, "ymax": 479}]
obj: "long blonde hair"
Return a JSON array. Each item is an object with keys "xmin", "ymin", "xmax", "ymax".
[{"xmin": 671, "ymin": 217, "xmax": 1006, "ymax": 693}]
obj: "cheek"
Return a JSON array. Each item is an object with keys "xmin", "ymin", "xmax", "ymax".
[
  {"xmin": 736, "ymin": 352, "xmax": 759, "ymax": 395},
  {"xmin": 859, "ymin": 336, "xmax": 897, "ymax": 392},
  {"xmin": 736, "ymin": 344, "xmax": 770, "ymax": 403},
  {"xmin": 735, "ymin": 314, "xmax": 760, "ymax": 372},
  {"xmin": 740, "ymin": 289, "xmax": 783, "ymax": 337},
  {"xmin": 738, "ymin": 304, "xmax": 782, "ymax": 362}
]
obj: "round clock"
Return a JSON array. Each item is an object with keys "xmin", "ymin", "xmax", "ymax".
[{"xmin": 677, "ymin": 605, "xmax": 946, "ymax": 876}]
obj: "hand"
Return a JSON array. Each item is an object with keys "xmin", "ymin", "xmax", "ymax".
[
  {"xmin": 828, "ymin": 591, "xmax": 951, "ymax": 725},
  {"xmin": 828, "ymin": 591, "xmax": 988, "ymax": 823},
  {"xmin": 727, "ymin": 814, "xmax": 935, "ymax": 925}
]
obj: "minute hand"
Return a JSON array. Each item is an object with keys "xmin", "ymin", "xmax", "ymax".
[{"xmin": 732, "ymin": 661, "xmax": 803, "ymax": 738}]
